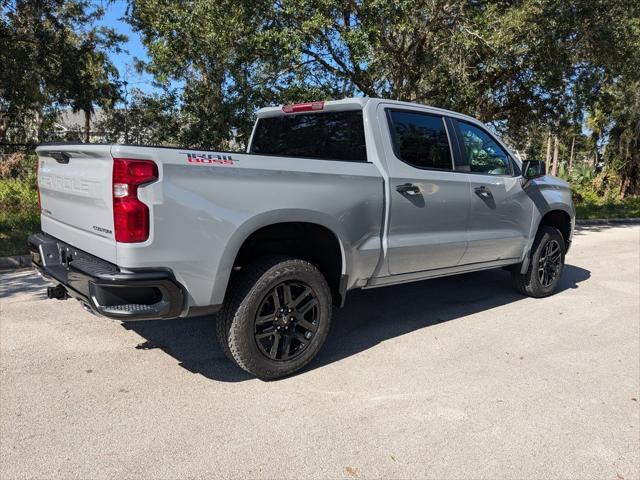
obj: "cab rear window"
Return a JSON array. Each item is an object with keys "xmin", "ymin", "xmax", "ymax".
[{"xmin": 250, "ymin": 110, "xmax": 367, "ymax": 162}]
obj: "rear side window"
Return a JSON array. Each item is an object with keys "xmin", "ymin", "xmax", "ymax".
[
  {"xmin": 387, "ymin": 110, "xmax": 453, "ymax": 170},
  {"xmin": 250, "ymin": 111, "xmax": 367, "ymax": 162}
]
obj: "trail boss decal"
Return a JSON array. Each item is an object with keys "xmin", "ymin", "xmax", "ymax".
[{"xmin": 184, "ymin": 152, "xmax": 236, "ymax": 165}]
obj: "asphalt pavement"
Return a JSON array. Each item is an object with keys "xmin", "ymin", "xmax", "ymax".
[{"xmin": 1, "ymin": 224, "xmax": 639, "ymax": 479}]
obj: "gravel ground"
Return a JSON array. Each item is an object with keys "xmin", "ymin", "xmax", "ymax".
[{"xmin": 1, "ymin": 224, "xmax": 639, "ymax": 479}]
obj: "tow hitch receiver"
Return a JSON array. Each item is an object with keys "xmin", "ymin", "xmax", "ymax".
[{"xmin": 47, "ymin": 284, "xmax": 69, "ymax": 300}]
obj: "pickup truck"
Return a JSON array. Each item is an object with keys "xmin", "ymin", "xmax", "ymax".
[{"xmin": 29, "ymin": 97, "xmax": 575, "ymax": 379}]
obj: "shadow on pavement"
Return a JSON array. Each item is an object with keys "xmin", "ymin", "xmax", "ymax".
[
  {"xmin": 0, "ymin": 268, "xmax": 48, "ymax": 301},
  {"xmin": 123, "ymin": 264, "xmax": 590, "ymax": 383},
  {"xmin": 574, "ymin": 221, "xmax": 640, "ymax": 236}
]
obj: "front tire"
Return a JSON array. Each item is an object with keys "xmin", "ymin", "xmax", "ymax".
[
  {"xmin": 512, "ymin": 226, "xmax": 565, "ymax": 298},
  {"xmin": 216, "ymin": 256, "xmax": 332, "ymax": 379}
]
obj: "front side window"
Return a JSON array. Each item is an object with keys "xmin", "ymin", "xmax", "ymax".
[
  {"xmin": 387, "ymin": 110, "xmax": 453, "ymax": 170},
  {"xmin": 457, "ymin": 121, "xmax": 511, "ymax": 175},
  {"xmin": 250, "ymin": 110, "xmax": 367, "ymax": 162}
]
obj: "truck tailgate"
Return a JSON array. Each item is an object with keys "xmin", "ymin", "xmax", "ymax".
[{"xmin": 36, "ymin": 145, "xmax": 117, "ymax": 263}]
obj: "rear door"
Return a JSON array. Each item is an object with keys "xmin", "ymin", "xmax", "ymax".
[
  {"xmin": 451, "ymin": 120, "xmax": 531, "ymax": 264},
  {"xmin": 380, "ymin": 106, "xmax": 470, "ymax": 275},
  {"xmin": 36, "ymin": 145, "xmax": 117, "ymax": 263}
]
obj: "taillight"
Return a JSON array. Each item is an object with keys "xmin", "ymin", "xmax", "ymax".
[
  {"xmin": 112, "ymin": 158, "xmax": 158, "ymax": 243},
  {"xmin": 281, "ymin": 101, "xmax": 325, "ymax": 113}
]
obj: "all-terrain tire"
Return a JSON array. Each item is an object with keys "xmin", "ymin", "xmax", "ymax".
[
  {"xmin": 512, "ymin": 226, "xmax": 566, "ymax": 298},
  {"xmin": 216, "ymin": 256, "xmax": 332, "ymax": 380}
]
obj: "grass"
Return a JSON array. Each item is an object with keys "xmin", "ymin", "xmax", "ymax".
[
  {"xmin": 571, "ymin": 183, "xmax": 640, "ymax": 220},
  {"xmin": 574, "ymin": 196, "xmax": 640, "ymax": 220}
]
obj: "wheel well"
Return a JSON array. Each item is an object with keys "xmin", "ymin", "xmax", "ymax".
[
  {"xmin": 539, "ymin": 210, "xmax": 571, "ymax": 250},
  {"xmin": 233, "ymin": 222, "xmax": 344, "ymax": 306}
]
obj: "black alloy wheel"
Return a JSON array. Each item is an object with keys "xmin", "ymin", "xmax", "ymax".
[
  {"xmin": 216, "ymin": 256, "xmax": 332, "ymax": 379},
  {"xmin": 511, "ymin": 225, "xmax": 566, "ymax": 298},
  {"xmin": 537, "ymin": 239, "xmax": 562, "ymax": 287},
  {"xmin": 254, "ymin": 281, "xmax": 319, "ymax": 361}
]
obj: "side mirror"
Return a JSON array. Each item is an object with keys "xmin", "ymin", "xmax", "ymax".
[{"xmin": 522, "ymin": 160, "xmax": 546, "ymax": 180}]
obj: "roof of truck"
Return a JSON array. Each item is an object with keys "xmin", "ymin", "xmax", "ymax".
[
  {"xmin": 257, "ymin": 97, "xmax": 370, "ymax": 117},
  {"xmin": 256, "ymin": 97, "xmax": 479, "ymax": 124}
]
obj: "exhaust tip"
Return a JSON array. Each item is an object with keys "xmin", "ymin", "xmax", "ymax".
[{"xmin": 79, "ymin": 301, "xmax": 96, "ymax": 315}]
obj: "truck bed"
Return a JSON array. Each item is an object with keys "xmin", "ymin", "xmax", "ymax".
[{"xmin": 35, "ymin": 143, "xmax": 385, "ymax": 309}]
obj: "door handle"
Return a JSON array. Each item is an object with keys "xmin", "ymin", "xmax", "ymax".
[
  {"xmin": 474, "ymin": 186, "xmax": 491, "ymax": 198},
  {"xmin": 396, "ymin": 183, "xmax": 421, "ymax": 196}
]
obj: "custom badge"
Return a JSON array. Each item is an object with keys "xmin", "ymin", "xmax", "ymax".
[{"xmin": 183, "ymin": 152, "xmax": 237, "ymax": 165}]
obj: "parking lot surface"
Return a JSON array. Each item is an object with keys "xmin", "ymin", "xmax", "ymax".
[{"xmin": 1, "ymin": 224, "xmax": 639, "ymax": 479}]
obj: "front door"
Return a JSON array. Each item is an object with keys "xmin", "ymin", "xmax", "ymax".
[
  {"xmin": 452, "ymin": 120, "xmax": 532, "ymax": 264},
  {"xmin": 382, "ymin": 107, "xmax": 471, "ymax": 275}
]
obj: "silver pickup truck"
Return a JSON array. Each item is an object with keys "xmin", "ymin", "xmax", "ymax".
[{"xmin": 30, "ymin": 97, "xmax": 575, "ymax": 379}]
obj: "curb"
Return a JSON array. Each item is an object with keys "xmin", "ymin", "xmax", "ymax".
[
  {"xmin": 576, "ymin": 218, "xmax": 640, "ymax": 226},
  {"xmin": 0, "ymin": 254, "xmax": 31, "ymax": 271}
]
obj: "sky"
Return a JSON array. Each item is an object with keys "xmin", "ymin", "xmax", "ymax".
[{"xmin": 97, "ymin": 0, "xmax": 159, "ymax": 97}]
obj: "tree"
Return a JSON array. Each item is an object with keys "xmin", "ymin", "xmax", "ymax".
[
  {"xmin": 129, "ymin": 0, "xmax": 286, "ymax": 149},
  {"xmin": 65, "ymin": 28, "xmax": 124, "ymax": 142},
  {"xmin": 0, "ymin": 0, "xmax": 124, "ymax": 144},
  {"xmin": 603, "ymin": 81, "xmax": 640, "ymax": 196},
  {"xmin": 95, "ymin": 88, "xmax": 180, "ymax": 145},
  {"xmin": 129, "ymin": 0, "xmax": 639, "ymax": 159}
]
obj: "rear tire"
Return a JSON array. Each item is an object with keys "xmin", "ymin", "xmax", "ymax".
[
  {"xmin": 216, "ymin": 256, "xmax": 332, "ymax": 380},
  {"xmin": 512, "ymin": 226, "xmax": 565, "ymax": 298}
]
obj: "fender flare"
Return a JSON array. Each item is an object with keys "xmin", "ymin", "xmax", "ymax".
[
  {"xmin": 209, "ymin": 209, "xmax": 350, "ymax": 305},
  {"xmin": 520, "ymin": 204, "xmax": 575, "ymax": 274}
]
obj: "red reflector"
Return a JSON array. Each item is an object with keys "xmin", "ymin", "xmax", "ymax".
[
  {"xmin": 112, "ymin": 158, "xmax": 158, "ymax": 243},
  {"xmin": 281, "ymin": 101, "xmax": 325, "ymax": 113}
]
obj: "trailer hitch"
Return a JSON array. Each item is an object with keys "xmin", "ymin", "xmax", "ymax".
[{"xmin": 47, "ymin": 284, "xmax": 69, "ymax": 300}]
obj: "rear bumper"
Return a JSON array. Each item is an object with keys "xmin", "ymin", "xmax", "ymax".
[{"xmin": 28, "ymin": 232, "xmax": 186, "ymax": 320}]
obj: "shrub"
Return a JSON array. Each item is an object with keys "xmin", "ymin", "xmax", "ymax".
[
  {"xmin": 0, "ymin": 176, "xmax": 39, "ymax": 212},
  {"xmin": 0, "ymin": 152, "xmax": 40, "ymax": 256},
  {"xmin": 0, "ymin": 152, "xmax": 37, "ymax": 180},
  {"xmin": 0, "ymin": 154, "xmax": 38, "ymax": 214},
  {"xmin": 569, "ymin": 162, "xmax": 595, "ymax": 186}
]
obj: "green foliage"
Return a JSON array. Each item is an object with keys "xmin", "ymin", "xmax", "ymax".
[
  {"xmin": 1, "ymin": 1, "xmax": 125, "ymax": 143},
  {"xmin": 573, "ymin": 188, "xmax": 640, "ymax": 219},
  {"xmin": 129, "ymin": 0, "xmax": 285, "ymax": 149},
  {"xmin": 601, "ymin": 81, "xmax": 640, "ymax": 196},
  {"xmin": 95, "ymin": 89, "xmax": 181, "ymax": 146},
  {"xmin": 0, "ymin": 151, "xmax": 37, "ymax": 178},
  {"xmin": 0, "ymin": 152, "xmax": 39, "ymax": 256},
  {"xmin": 570, "ymin": 163, "xmax": 596, "ymax": 186},
  {"xmin": 0, "ymin": 175, "xmax": 37, "ymax": 209},
  {"xmin": 557, "ymin": 163, "xmax": 569, "ymax": 181},
  {"xmin": 125, "ymin": 0, "xmax": 640, "ymax": 164}
]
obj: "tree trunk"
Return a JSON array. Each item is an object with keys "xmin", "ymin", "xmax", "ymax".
[
  {"xmin": 545, "ymin": 132, "xmax": 552, "ymax": 164},
  {"xmin": 0, "ymin": 115, "xmax": 7, "ymax": 143},
  {"xmin": 84, "ymin": 110, "xmax": 91, "ymax": 143},
  {"xmin": 33, "ymin": 108, "xmax": 43, "ymax": 144},
  {"xmin": 551, "ymin": 135, "xmax": 559, "ymax": 176},
  {"xmin": 569, "ymin": 136, "xmax": 575, "ymax": 172},
  {"xmin": 592, "ymin": 132, "xmax": 600, "ymax": 168}
]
